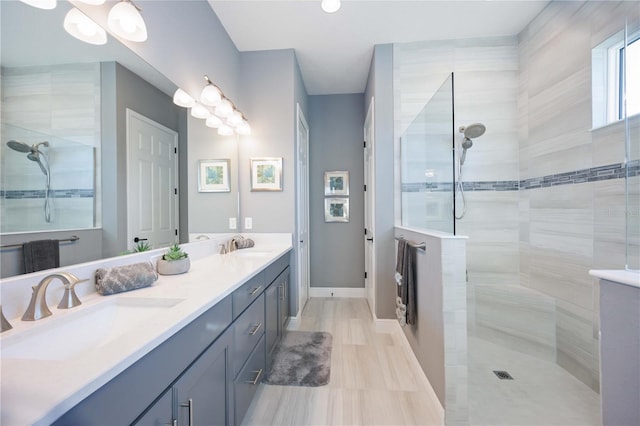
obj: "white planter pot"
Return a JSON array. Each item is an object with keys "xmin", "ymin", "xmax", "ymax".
[{"xmin": 157, "ymin": 257, "xmax": 190, "ymax": 275}]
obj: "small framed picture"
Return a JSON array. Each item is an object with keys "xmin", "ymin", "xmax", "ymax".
[
  {"xmin": 324, "ymin": 198, "xmax": 349, "ymax": 222},
  {"xmin": 324, "ymin": 171, "xmax": 349, "ymax": 196},
  {"xmin": 198, "ymin": 159, "xmax": 230, "ymax": 192},
  {"xmin": 250, "ymin": 157, "xmax": 283, "ymax": 191}
]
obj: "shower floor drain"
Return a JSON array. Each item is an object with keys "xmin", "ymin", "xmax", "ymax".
[{"xmin": 493, "ymin": 370, "xmax": 514, "ymax": 380}]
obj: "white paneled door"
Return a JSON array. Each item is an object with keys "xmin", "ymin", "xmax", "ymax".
[
  {"xmin": 126, "ymin": 109, "xmax": 179, "ymax": 251},
  {"xmin": 364, "ymin": 99, "xmax": 376, "ymax": 317},
  {"xmin": 296, "ymin": 104, "xmax": 310, "ymax": 316}
]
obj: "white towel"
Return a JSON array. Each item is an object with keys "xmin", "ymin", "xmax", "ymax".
[{"xmin": 395, "ymin": 272, "xmax": 403, "ymax": 286}]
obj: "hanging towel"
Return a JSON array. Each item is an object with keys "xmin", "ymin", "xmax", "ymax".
[
  {"xmin": 395, "ymin": 239, "xmax": 408, "ymax": 324},
  {"xmin": 402, "ymin": 242, "xmax": 418, "ymax": 326},
  {"xmin": 395, "ymin": 239, "xmax": 407, "ymax": 285},
  {"xmin": 23, "ymin": 239, "xmax": 60, "ymax": 273}
]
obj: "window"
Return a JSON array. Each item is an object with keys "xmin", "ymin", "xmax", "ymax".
[{"xmin": 592, "ymin": 30, "xmax": 640, "ymax": 127}]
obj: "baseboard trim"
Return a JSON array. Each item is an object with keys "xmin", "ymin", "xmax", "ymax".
[
  {"xmin": 374, "ymin": 318, "xmax": 402, "ymax": 334},
  {"xmin": 309, "ymin": 287, "xmax": 367, "ymax": 298}
]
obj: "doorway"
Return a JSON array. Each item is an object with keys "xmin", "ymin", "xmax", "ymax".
[{"xmin": 126, "ymin": 109, "xmax": 179, "ymax": 250}]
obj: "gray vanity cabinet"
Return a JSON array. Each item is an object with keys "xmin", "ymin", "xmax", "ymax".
[
  {"xmin": 265, "ymin": 266, "xmax": 290, "ymax": 367},
  {"xmin": 135, "ymin": 388, "xmax": 173, "ymax": 425}
]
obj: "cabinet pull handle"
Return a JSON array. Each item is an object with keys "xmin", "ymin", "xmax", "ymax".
[
  {"xmin": 180, "ymin": 398, "xmax": 193, "ymax": 426},
  {"xmin": 249, "ymin": 285, "xmax": 262, "ymax": 296},
  {"xmin": 247, "ymin": 368, "xmax": 263, "ymax": 385},
  {"xmin": 279, "ymin": 283, "xmax": 285, "ymax": 301},
  {"xmin": 249, "ymin": 322, "xmax": 262, "ymax": 335}
]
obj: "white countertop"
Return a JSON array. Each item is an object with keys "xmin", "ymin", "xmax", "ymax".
[
  {"xmin": 0, "ymin": 235, "xmax": 292, "ymax": 426},
  {"xmin": 589, "ymin": 269, "xmax": 640, "ymax": 289}
]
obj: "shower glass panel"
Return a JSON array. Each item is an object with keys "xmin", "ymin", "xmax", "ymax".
[
  {"xmin": 1, "ymin": 123, "xmax": 96, "ymax": 233},
  {"xmin": 400, "ymin": 73, "xmax": 455, "ymax": 234},
  {"xmin": 625, "ymin": 17, "xmax": 640, "ymax": 271}
]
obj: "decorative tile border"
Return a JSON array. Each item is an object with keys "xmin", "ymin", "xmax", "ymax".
[
  {"xmin": 0, "ymin": 189, "xmax": 94, "ymax": 199},
  {"xmin": 402, "ymin": 160, "xmax": 640, "ymax": 193}
]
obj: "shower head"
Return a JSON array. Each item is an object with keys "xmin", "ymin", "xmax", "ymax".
[
  {"xmin": 6, "ymin": 140, "xmax": 32, "ymax": 153},
  {"xmin": 461, "ymin": 123, "xmax": 486, "ymax": 139}
]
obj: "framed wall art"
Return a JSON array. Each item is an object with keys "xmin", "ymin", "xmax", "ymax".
[
  {"xmin": 324, "ymin": 198, "xmax": 349, "ymax": 222},
  {"xmin": 250, "ymin": 157, "xmax": 283, "ymax": 191},
  {"xmin": 324, "ymin": 171, "xmax": 349, "ymax": 196},
  {"xmin": 197, "ymin": 159, "xmax": 230, "ymax": 193}
]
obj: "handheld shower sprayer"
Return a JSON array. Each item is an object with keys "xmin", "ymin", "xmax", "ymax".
[{"xmin": 455, "ymin": 123, "xmax": 486, "ymax": 220}]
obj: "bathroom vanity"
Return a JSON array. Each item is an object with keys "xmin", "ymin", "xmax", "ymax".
[{"xmin": 0, "ymin": 235, "xmax": 292, "ymax": 425}]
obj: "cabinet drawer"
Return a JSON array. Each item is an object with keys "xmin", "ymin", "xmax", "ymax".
[
  {"xmin": 234, "ymin": 334, "xmax": 266, "ymax": 426},
  {"xmin": 233, "ymin": 293, "xmax": 265, "ymax": 378},
  {"xmin": 264, "ymin": 253, "xmax": 289, "ymax": 286},
  {"xmin": 232, "ymin": 273, "xmax": 265, "ymax": 319}
]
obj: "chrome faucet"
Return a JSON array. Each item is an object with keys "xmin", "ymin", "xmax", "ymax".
[
  {"xmin": 1, "ymin": 305, "xmax": 12, "ymax": 332},
  {"xmin": 22, "ymin": 272, "xmax": 86, "ymax": 321}
]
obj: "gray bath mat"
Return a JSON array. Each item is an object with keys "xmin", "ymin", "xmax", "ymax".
[{"xmin": 264, "ymin": 331, "xmax": 332, "ymax": 387}]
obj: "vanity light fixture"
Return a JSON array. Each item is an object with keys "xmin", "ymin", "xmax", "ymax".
[
  {"xmin": 173, "ymin": 88, "xmax": 196, "ymax": 108},
  {"xmin": 217, "ymin": 124, "xmax": 234, "ymax": 136},
  {"xmin": 75, "ymin": 0, "xmax": 106, "ymax": 4},
  {"xmin": 108, "ymin": 0, "xmax": 147, "ymax": 42},
  {"xmin": 63, "ymin": 8, "xmax": 107, "ymax": 45},
  {"xmin": 226, "ymin": 110, "xmax": 244, "ymax": 127},
  {"xmin": 19, "ymin": 0, "xmax": 56, "ymax": 9},
  {"xmin": 190, "ymin": 103, "xmax": 211, "ymax": 120},
  {"xmin": 215, "ymin": 98, "xmax": 234, "ymax": 118},
  {"xmin": 200, "ymin": 75, "xmax": 222, "ymax": 107},
  {"xmin": 236, "ymin": 120, "xmax": 252, "ymax": 136},
  {"xmin": 321, "ymin": 0, "xmax": 341, "ymax": 13},
  {"xmin": 205, "ymin": 115, "xmax": 223, "ymax": 129}
]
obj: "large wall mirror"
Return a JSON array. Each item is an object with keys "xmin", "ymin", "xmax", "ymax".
[{"xmin": 0, "ymin": 1, "xmax": 238, "ymax": 277}]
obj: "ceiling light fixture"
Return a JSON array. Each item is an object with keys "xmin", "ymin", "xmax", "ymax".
[
  {"xmin": 321, "ymin": 0, "xmax": 341, "ymax": 13},
  {"xmin": 200, "ymin": 75, "xmax": 222, "ymax": 107},
  {"xmin": 19, "ymin": 0, "xmax": 56, "ymax": 9},
  {"xmin": 173, "ymin": 88, "xmax": 196, "ymax": 108},
  {"xmin": 107, "ymin": 0, "xmax": 147, "ymax": 42},
  {"xmin": 63, "ymin": 8, "xmax": 107, "ymax": 45}
]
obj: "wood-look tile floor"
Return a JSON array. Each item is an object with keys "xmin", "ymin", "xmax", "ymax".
[{"xmin": 242, "ymin": 298, "xmax": 444, "ymax": 426}]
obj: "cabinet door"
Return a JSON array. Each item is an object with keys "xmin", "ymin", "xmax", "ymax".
[
  {"xmin": 134, "ymin": 389, "xmax": 174, "ymax": 426},
  {"xmin": 265, "ymin": 282, "xmax": 279, "ymax": 360},
  {"xmin": 175, "ymin": 330, "xmax": 232, "ymax": 426},
  {"xmin": 278, "ymin": 268, "xmax": 289, "ymax": 333}
]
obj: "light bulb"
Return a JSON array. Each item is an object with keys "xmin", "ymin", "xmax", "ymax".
[
  {"xmin": 215, "ymin": 99, "xmax": 233, "ymax": 118},
  {"xmin": 190, "ymin": 103, "xmax": 211, "ymax": 119},
  {"xmin": 321, "ymin": 0, "xmax": 341, "ymax": 13},
  {"xmin": 227, "ymin": 110, "xmax": 243, "ymax": 127},
  {"xmin": 63, "ymin": 8, "xmax": 107, "ymax": 45},
  {"xmin": 19, "ymin": 0, "xmax": 56, "ymax": 9},
  {"xmin": 108, "ymin": 1, "xmax": 147, "ymax": 42},
  {"xmin": 218, "ymin": 124, "xmax": 234, "ymax": 136},
  {"xmin": 201, "ymin": 84, "xmax": 222, "ymax": 107},
  {"xmin": 173, "ymin": 88, "xmax": 195, "ymax": 108},
  {"xmin": 206, "ymin": 115, "xmax": 223, "ymax": 129},
  {"xmin": 236, "ymin": 120, "xmax": 251, "ymax": 136}
]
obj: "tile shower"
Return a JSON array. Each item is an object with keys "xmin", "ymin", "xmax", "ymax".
[
  {"xmin": 395, "ymin": 1, "xmax": 639, "ymax": 424},
  {"xmin": 1, "ymin": 63, "xmax": 100, "ymax": 233}
]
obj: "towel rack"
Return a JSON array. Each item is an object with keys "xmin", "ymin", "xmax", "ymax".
[
  {"xmin": 0, "ymin": 235, "xmax": 80, "ymax": 250},
  {"xmin": 395, "ymin": 235, "xmax": 426, "ymax": 251}
]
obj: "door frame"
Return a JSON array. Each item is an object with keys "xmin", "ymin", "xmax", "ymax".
[
  {"xmin": 295, "ymin": 103, "xmax": 310, "ymax": 318},
  {"xmin": 364, "ymin": 98, "xmax": 377, "ymax": 318},
  {"xmin": 126, "ymin": 108, "xmax": 179, "ymax": 250}
]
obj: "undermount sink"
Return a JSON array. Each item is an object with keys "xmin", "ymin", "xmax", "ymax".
[
  {"xmin": 1, "ymin": 297, "xmax": 184, "ymax": 361},
  {"xmin": 230, "ymin": 250, "xmax": 273, "ymax": 258}
]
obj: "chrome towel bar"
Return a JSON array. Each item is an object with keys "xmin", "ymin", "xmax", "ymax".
[
  {"xmin": 1, "ymin": 235, "xmax": 80, "ymax": 250},
  {"xmin": 395, "ymin": 235, "xmax": 426, "ymax": 251}
]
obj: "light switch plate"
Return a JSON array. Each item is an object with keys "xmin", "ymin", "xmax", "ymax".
[
  {"xmin": 245, "ymin": 217, "xmax": 253, "ymax": 230},
  {"xmin": 229, "ymin": 217, "xmax": 237, "ymax": 230}
]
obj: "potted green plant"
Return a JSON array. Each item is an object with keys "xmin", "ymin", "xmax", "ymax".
[{"xmin": 157, "ymin": 243, "xmax": 190, "ymax": 275}]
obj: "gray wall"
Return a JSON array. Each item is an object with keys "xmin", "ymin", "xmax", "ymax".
[
  {"xmin": 308, "ymin": 94, "xmax": 365, "ymax": 288},
  {"xmin": 101, "ymin": 62, "xmax": 184, "ymax": 257},
  {"xmin": 365, "ymin": 44, "xmax": 396, "ymax": 319}
]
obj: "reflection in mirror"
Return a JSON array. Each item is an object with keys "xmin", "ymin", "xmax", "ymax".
[{"xmin": 0, "ymin": 0, "xmax": 239, "ymax": 278}]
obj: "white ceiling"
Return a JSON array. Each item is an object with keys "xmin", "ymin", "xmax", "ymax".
[{"xmin": 208, "ymin": 0, "xmax": 549, "ymax": 95}]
